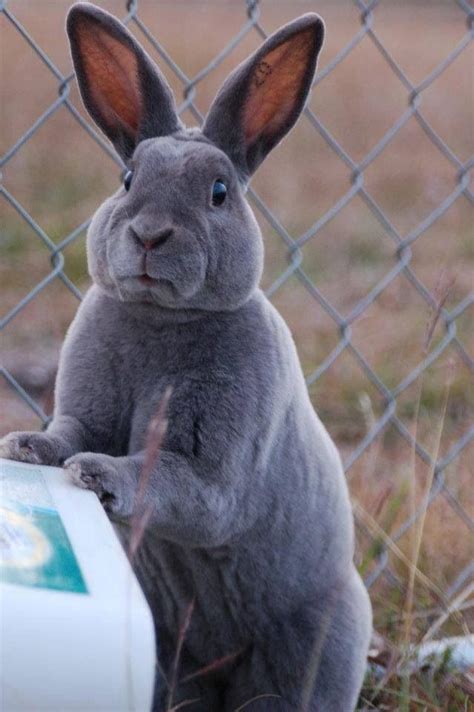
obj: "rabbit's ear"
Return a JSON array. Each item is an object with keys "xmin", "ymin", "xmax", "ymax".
[
  {"xmin": 67, "ymin": 3, "xmax": 181, "ymax": 160},
  {"xmin": 203, "ymin": 14, "xmax": 324, "ymax": 180}
]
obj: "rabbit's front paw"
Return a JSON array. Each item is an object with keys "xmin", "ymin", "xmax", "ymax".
[
  {"xmin": 0, "ymin": 431, "xmax": 61, "ymax": 466},
  {"xmin": 65, "ymin": 453, "xmax": 135, "ymax": 516}
]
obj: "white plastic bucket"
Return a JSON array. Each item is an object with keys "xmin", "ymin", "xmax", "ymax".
[{"xmin": 0, "ymin": 458, "xmax": 156, "ymax": 712}]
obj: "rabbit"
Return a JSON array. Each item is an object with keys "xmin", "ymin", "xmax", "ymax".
[{"xmin": 0, "ymin": 3, "xmax": 372, "ymax": 710}]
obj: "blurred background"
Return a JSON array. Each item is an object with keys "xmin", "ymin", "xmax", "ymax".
[{"xmin": 1, "ymin": 1, "xmax": 473, "ymax": 708}]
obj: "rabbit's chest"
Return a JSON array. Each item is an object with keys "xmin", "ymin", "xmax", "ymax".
[{"xmin": 124, "ymin": 342, "xmax": 217, "ymax": 455}]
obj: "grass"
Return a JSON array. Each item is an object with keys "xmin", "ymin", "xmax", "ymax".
[
  {"xmin": 1, "ymin": 1, "xmax": 473, "ymax": 709},
  {"xmin": 361, "ymin": 664, "xmax": 473, "ymax": 711},
  {"xmin": 354, "ymin": 296, "xmax": 472, "ymax": 708}
]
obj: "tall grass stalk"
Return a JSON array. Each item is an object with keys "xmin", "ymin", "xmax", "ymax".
[
  {"xmin": 299, "ymin": 583, "xmax": 342, "ymax": 711},
  {"xmin": 167, "ymin": 597, "xmax": 196, "ymax": 711},
  {"xmin": 128, "ymin": 386, "xmax": 172, "ymax": 562},
  {"xmin": 125, "ymin": 388, "xmax": 172, "ymax": 710},
  {"xmin": 401, "ymin": 276, "xmax": 456, "ymax": 703}
]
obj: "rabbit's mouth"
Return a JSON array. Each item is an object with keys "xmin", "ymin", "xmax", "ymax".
[
  {"xmin": 138, "ymin": 274, "xmax": 156, "ymax": 286},
  {"xmin": 127, "ymin": 272, "xmax": 200, "ymax": 304},
  {"xmin": 108, "ymin": 240, "xmax": 208, "ymax": 306}
]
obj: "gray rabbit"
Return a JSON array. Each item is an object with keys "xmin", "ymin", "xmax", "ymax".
[{"xmin": 0, "ymin": 3, "xmax": 372, "ymax": 710}]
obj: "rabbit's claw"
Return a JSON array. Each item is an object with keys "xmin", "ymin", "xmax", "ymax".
[
  {"xmin": 0, "ymin": 431, "xmax": 59, "ymax": 466},
  {"xmin": 65, "ymin": 453, "xmax": 128, "ymax": 515}
]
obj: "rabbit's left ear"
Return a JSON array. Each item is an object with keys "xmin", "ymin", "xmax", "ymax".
[
  {"xmin": 67, "ymin": 3, "xmax": 181, "ymax": 160},
  {"xmin": 203, "ymin": 14, "xmax": 324, "ymax": 180}
]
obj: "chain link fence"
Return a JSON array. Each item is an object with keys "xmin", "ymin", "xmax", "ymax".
[{"xmin": 1, "ymin": 0, "xmax": 473, "ymax": 636}]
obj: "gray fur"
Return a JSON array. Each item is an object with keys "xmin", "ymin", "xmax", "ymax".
[{"xmin": 0, "ymin": 4, "xmax": 372, "ymax": 710}]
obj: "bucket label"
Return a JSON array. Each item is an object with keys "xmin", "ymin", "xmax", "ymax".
[{"xmin": 0, "ymin": 462, "xmax": 88, "ymax": 594}]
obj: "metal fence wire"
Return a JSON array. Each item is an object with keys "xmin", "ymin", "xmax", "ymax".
[{"xmin": 1, "ymin": 0, "xmax": 473, "ymax": 610}]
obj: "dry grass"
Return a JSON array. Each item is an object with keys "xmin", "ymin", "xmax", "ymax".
[{"xmin": 1, "ymin": 2, "xmax": 473, "ymax": 709}]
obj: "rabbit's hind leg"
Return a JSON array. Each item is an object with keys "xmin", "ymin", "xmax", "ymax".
[
  {"xmin": 223, "ymin": 572, "xmax": 371, "ymax": 712},
  {"xmin": 305, "ymin": 571, "xmax": 372, "ymax": 712}
]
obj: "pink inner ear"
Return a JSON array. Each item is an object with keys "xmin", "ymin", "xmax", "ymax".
[
  {"xmin": 243, "ymin": 28, "xmax": 314, "ymax": 147},
  {"xmin": 77, "ymin": 24, "xmax": 143, "ymax": 137}
]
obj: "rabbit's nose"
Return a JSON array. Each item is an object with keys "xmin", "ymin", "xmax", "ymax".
[{"xmin": 132, "ymin": 227, "xmax": 174, "ymax": 251}]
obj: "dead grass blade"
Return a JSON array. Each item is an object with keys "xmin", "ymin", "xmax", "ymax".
[
  {"xmin": 423, "ymin": 271, "xmax": 455, "ymax": 355},
  {"xmin": 167, "ymin": 596, "xmax": 196, "ymax": 712},
  {"xmin": 421, "ymin": 581, "xmax": 474, "ymax": 643},
  {"xmin": 167, "ymin": 699, "xmax": 200, "ymax": 712},
  {"xmin": 124, "ymin": 387, "xmax": 172, "ymax": 708},
  {"xmin": 180, "ymin": 647, "xmax": 245, "ymax": 684},
  {"xmin": 402, "ymin": 352, "xmax": 455, "ymax": 663},
  {"xmin": 393, "ymin": 273, "xmax": 459, "ymax": 705},
  {"xmin": 371, "ymin": 483, "xmax": 395, "ymax": 520},
  {"xmin": 128, "ymin": 503, "xmax": 154, "ymax": 562},
  {"xmin": 353, "ymin": 501, "xmax": 448, "ymax": 606},
  {"xmin": 358, "ymin": 391, "xmax": 383, "ymax": 485},
  {"xmin": 232, "ymin": 693, "xmax": 282, "ymax": 711},
  {"xmin": 128, "ymin": 386, "xmax": 172, "ymax": 562},
  {"xmin": 402, "ymin": 372, "xmax": 424, "ymax": 652},
  {"xmin": 299, "ymin": 582, "xmax": 342, "ymax": 712}
]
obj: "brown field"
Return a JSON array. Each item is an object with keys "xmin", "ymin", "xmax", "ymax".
[{"xmin": 1, "ymin": 1, "xmax": 473, "ymax": 709}]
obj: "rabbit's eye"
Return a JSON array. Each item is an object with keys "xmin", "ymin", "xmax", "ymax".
[
  {"xmin": 123, "ymin": 170, "xmax": 134, "ymax": 192},
  {"xmin": 212, "ymin": 179, "xmax": 227, "ymax": 206}
]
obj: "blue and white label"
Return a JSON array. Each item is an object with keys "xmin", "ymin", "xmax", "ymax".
[{"xmin": 0, "ymin": 462, "xmax": 88, "ymax": 594}]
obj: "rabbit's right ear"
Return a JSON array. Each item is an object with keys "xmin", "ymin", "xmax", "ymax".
[
  {"xmin": 203, "ymin": 14, "xmax": 324, "ymax": 181},
  {"xmin": 67, "ymin": 3, "xmax": 181, "ymax": 160}
]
